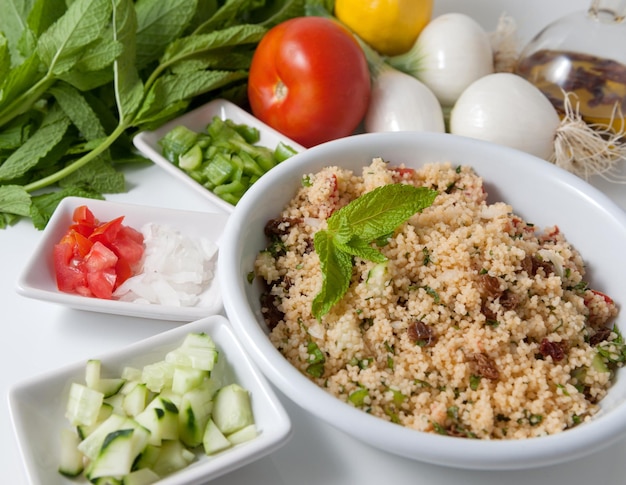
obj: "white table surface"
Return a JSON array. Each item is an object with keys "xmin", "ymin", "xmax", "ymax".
[{"xmin": 5, "ymin": 1, "xmax": 626, "ymax": 483}]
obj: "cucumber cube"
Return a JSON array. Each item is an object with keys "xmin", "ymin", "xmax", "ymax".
[
  {"xmin": 135, "ymin": 396, "xmax": 179, "ymax": 446},
  {"xmin": 65, "ymin": 382, "xmax": 104, "ymax": 426},
  {"xmin": 202, "ymin": 418, "xmax": 232, "ymax": 455},
  {"xmin": 212, "ymin": 383, "xmax": 254, "ymax": 435}
]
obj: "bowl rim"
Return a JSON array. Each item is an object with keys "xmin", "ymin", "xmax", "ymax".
[{"xmin": 220, "ymin": 131, "xmax": 626, "ymax": 470}]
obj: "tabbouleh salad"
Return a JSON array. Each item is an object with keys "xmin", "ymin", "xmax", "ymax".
[{"xmin": 253, "ymin": 158, "xmax": 621, "ymax": 439}]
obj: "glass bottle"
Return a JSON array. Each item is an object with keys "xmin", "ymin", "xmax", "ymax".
[{"xmin": 515, "ymin": 0, "xmax": 626, "ymax": 132}]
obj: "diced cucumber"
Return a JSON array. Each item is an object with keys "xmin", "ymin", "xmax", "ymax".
[
  {"xmin": 165, "ymin": 333, "xmax": 218, "ymax": 372},
  {"xmin": 171, "ymin": 366, "xmax": 208, "ymax": 396},
  {"xmin": 78, "ymin": 414, "xmax": 128, "ymax": 460},
  {"xmin": 96, "ymin": 378, "xmax": 127, "ymax": 398},
  {"xmin": 135, "ymin": 396, "xmax": 179, "ymax": 446},
  {"xmin": 85, "ymin": 359, "xmax": 126, "ymax": 397},
  {"xmin": 141, "ymin": 360, "xmax": 175, "ymax": 393},
  {"xmin": 178, "ymin": 378, "xmax": 218, "ymax": 447},
  {"xmin": 122, "ymin": 467, "xmax": 160, "ymax": 485},
  {"xmin": 227, "ymin": 424, "xmax": 258, "ymax": 445},
  {"xmin": 366, "ymin": 261, "xmax": 389, "ymax": 296},
  {"xmin": 123, "ymin": 383, "xmax": 148, "ymax": 417},
  {"xmin": 121, "ymin": 366, "xmax": 143, "ymax": 383},
  {"xmin": 122, "ymin": 366, "xmax": 143, "ymax": 381},
  {"xmin": 60, "ymin": 331, "xmax": 259, "ymax": 482},
  {"xmin": 92, "ymin": 477, "xmax": 122, "ymax": 485},
  {"xmin": 152, "ymin": 440, "xmax": 195, "ymax": 478},
  {"xmin": 202, "ymin": 418, "xmax": 231, "ymax": 455},
  {"xmin": 212, "ymin": 383, "xmax": 254, "ymax": 435},
  {"xmin": 65, "ymin": 382, "xmax": 104, "ymax": 426},
  {"xmin": 592, "ymin": 353, "xmax": 610, "ymax": 373},
  {"xmin": 58, "ymin": 428, "xmax": 84, "ymax": 477},
  {"xmin": 85, "ymin": 359, "xmax": 102, "ymax": 388},
  {"xmin": 132, "ymin": 443, "xmax": 160, "ymax": 471},
  {"xmin": 77, "ymin": 403, "xmax": 114, "ymax": 439},
  {"xmin": 104, "ymin": 392, "xmax": 125, "ymax": 416},
  {"xmin": 86, "ymin": 423, "xmax": 150, "ymax": 481}
]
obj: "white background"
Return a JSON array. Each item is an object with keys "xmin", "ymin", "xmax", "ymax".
[{"xmin": 5, "ymin": 0, "xmax": 626, "ymax": 483}]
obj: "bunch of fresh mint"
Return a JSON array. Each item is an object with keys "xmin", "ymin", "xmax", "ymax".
[
  {"xmin": 0, "ymin": 0, "xmax": 305, "ymax": 229},
  {"xmin": 312, "ymin": 183, "xmax": 437, "ymax": 319}
]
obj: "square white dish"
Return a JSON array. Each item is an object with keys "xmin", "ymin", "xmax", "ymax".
[
  {"xmin": 133, "ymin": 98, "xmax": 306, "ymax": 213},
  {"xmin": 7, "ymin": 315, "xmax": 293, "ymax": 485},
  {"xmin": 16, "ymin": 196, "xmax": 228, "ymax": 321}
]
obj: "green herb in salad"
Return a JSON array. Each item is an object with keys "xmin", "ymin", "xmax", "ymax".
[
  {"xmin": 159, "ymin": 116, "xmax": 298, "ymax": 205},
  {"xmin": 0, "ymin": 0, "xmax": 306, "ymax": 229},
  {"xmin": 312, "ymin": 183, "xmax": 438, "ymax": 319}
]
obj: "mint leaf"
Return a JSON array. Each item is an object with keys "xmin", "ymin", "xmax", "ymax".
[
  {"xmin": 50, "ymin": 83, "xmax": 107, "ymax": 140},
  {"xmin": 58, "ymin": 158, "xmax": 125, "ymax": 194},
  {"xmin": 312, "ymin": 230, "xmax": 353, "ymax": 320},
  {"xmin": 0, "ymin": 34, "xmax": 10, "ymax": 78},
  {"xmin": 0, "ymin": 105, "xmax": 71, "ymax": 181},
  {"xmin": 161, "ymin": 24, "xmax": 267, "ymax": 66},
  {"xmin": 36, "ymin": 0, "xmax": 112, "ymax": 75},
  {"xmin": 135, "ymin": 0, "xmax": 199, "ymax": 69},
  {"xmin": 328, "ymin": 184, "xmax": 437, "ymax": 244},
  {"xmin": 312, "ymin": 183, "xmax": 437, "ymax": 319},
  {"xmin": 112, "ymin": 0, "xmax": 144, "ymax": 124},
  {"xmin": 0, "ymin": 185, "xmax": 31, "ymax": 216}
]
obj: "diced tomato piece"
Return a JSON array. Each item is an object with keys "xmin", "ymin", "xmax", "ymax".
[
  {"xmin": 89, "ymin": 216, "xmax": 125, "ymax": 246},
  {"xmin": 115, "ymin": 258, "xmax": 133, "ymax": 287},
  {"xmin": 53, "ymin": 242, "xmax": 87, "ymax": 293},
  {"xmin": 86, "ymin": 268, "xmax": 117, "ymax": 299},
  {"xmin": 84, "ymin": 241, "xmax": 118, "ymax": 273},
  {"xmin": 69, "ymin": 222, "xmax": 95, "ymax": 238},
  {"xmin": 72, "ymin": 205, "xmax": 97, "ymax": 226},
  {"xmin": 590, "ymin": 289, "xmax": 614, "ymax": 305},
  {"xmin": 119, "ymin": 225, "xmax": 144, "ymax": 244},
  {"xmin": 72, "ymin": 231, "xmax": 93, "ymax": 258},
  {"xmin": 53, "ymin": 206, "xmax": 145, "ymax": 299},
  {"xmin": 111, "ymin": 227, "xmax": 145, "ymax": 266}
]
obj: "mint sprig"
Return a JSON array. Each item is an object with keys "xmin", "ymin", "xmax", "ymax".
[{"xmin": 312, "ymin": 183, "xmax": 437, "ymax": 319}]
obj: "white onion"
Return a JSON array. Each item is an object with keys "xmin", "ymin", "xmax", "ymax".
[
  {"xmin": 365, "ymin": 63, "xmax": 445, "ymax": 133},
  {"xmin": 113, "ymin": 223, "xmax": 218, "ymax": 307},
  {"xmin": 388, "ymin": 13, "xmax": 494, "ymax": 107},
  {"xmin": 449, "ymin": 73, "xmax": 560, "ymax": 160}
]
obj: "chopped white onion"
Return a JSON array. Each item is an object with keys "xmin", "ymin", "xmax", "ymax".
[{"xmin": 113, "ymin": 223, "xmax": 218, "ymax": 307}]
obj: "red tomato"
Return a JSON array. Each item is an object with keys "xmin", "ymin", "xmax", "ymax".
[
  {"xmin": 89, "ymin": 216, "xmax": 124, "ymax": 246},
  {"xmin": 53, "ymin": 206, "xmax": 145, "ymax": 299},
  {"xmin": 73, "ymin": 206, "xmax": 96, "ymax": 226},
  {"xmin": 53, "ymin": 242, "xmax": 87, "ymax": 293},
  {"xmin": 247, "ymin": 16, "xmax": 371, "ymax": 148},
  {"xmin": 111, "ymin": 226, "xmax": 145, "ymax": 266}
]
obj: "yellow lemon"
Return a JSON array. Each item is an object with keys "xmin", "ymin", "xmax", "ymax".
[{"xmin": 335, "ymin": 0, "xmax": 433, "ymax": 56}]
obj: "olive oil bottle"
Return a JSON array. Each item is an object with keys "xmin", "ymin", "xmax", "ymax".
[{"xmin": 515, "ymin": 0, "xmax": 626, "ymax": 133}]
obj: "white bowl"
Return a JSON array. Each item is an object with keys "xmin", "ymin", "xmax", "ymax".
[
  {"xmin": 133, "ymin": 99, "xmax": 306, "ymax": 213},
  {"xmin": 7, "ymin": 315, "xmax": 292, "ymax": 485},
  {"xmin": 219, "ymin": 131, "xmax": 626, "ymax": 470},
  {"xmin": 16, "ymin": 196, "xmax": 227, "ymax": 321}
]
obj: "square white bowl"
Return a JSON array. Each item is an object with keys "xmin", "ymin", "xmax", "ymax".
[
  {"xmin": 133, "ymin": 98, "xmax": 306, "ymax": 213},
  {"xmin": 16, "ymin": 196, "xmax": 228, "ymax": 321},
  {"xmin": 7, "ymin": 315, "xmax": 293, "ymax": 485}
]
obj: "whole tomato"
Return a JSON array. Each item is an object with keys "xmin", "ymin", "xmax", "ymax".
[{"xmin": 247, "ymin": 16, "xmax": 371, "ymax": 148}]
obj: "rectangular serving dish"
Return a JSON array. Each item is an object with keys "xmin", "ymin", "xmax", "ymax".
[
  {"xmin": 133, "ymin": 99, "xmax": 305, "ymax": 213},
  {"xmin": 16, "ymin": 196, "xmax": 228, "ymax": 321},
  {"xmin": 8, "ymin": 315, "xmax": 293, "ymax": 485}
]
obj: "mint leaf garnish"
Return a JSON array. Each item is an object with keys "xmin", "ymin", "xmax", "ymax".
[
  {"xmin": 312, "ymin": 230, "xmax": 353, "ymax": 319},
  {"xmin": 312, "ymin": 183, "xmax": 437, "ymax": 319}
]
